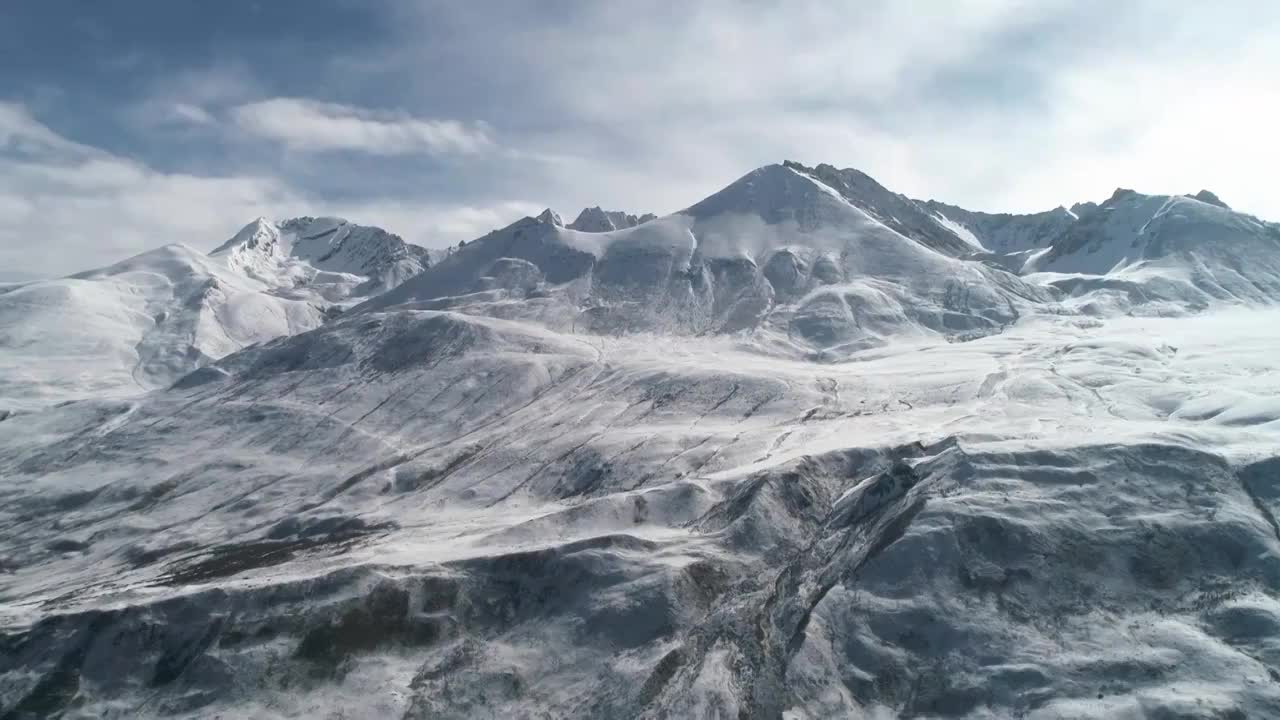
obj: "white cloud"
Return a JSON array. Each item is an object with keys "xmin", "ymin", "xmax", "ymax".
[
  {"xmin": 378, "ymin": 1, "xmax": 1280, "ymax": 220},
  {"xmin": 117, "ymin": 63, "xmax": 260, "ymax": 133},
  {"xmin": 328, "ymin": 200, "xmax": 543, "ymax": 248},
  {"xmin": 166, "ymin": 102, "xmax": 216, "ymax": 126},
  {"xmin": 0, "ymin": 102, "xmax": 298, "ymax": 275},
  {"xmin": 231, "ymin": 98, "xmax": 493, "ymax": 156},
  {"xmin": 987, "ymin": 32, "xmax": 1280, "ymax": 218},
  {"xmin": 375, "ymin": 1, "xmax": 1077, "ymax": 208},
  {"xmin": 0, "ymin": 102, "xmax": 534, "ymax": 276},
  {"xmin": 772, "ymin": 8, "xmax": 1280, "ymax": 219},
  {"xmin": 0, "ymin": 102, "xmax": 97, "ymax": 158}
]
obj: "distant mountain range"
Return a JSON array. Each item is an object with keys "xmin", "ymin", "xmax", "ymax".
[{"xmin": 8, "ymin": 162, "xmax": 1273, "ymax": 413}]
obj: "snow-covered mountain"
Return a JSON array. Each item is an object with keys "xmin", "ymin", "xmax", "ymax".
[
  {"xmin": 923, "ymin": 186, "xmax": 1280, "ymax": 313},
  {"xmin": 0, "ymin": 217, "xmax": 426, "ymax": 411},
  {"xmin": 922, "ymin": 199, "xmax": 1078, "ymax": 256},
  {"xmin": 212, "ymin": 216, "xmax": 431, "ymax": 295},
  {"xmin": 1023, "ymin": 189, "xmax": 1280, "ymax": 305},
  {"xmin": 364, "ymin": 163, "xmax": 1054, "ymax": 356},
  {"xmin": 3, "ymin": 162, "xmax": 1280, "ymax": 719}
]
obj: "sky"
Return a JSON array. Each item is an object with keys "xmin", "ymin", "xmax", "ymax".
[{"xmin": 2, "ymin": 0, "xmax": 1279, "ymax": 277}]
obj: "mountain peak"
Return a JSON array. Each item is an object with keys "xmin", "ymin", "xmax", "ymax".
[
  {"xmin": 537, "ymin": 208, "xmax": 564, "ymax": 227},
  {"xmin": 771, "ymin": 161, "xmax": 979, "ymax": 256},
  {"xmin": 212, "ymin": 217, "xmax": 281, "ymax": 256},
  {"xmin": 1192, "ymin": 189, "xmax": 1230, "ymax": 209},
  {"xmin": 211, "ymin": 216, "xmax": 429, "ymax": 294},
  {"xmin": 567, "ymin": 206, "xmax": 655, "ymax": 233},
  {"xmin": 1070, "ymin": 201, "xmax": 1100, "ymax": 218},
  {"xmin": 1107, "ymin": 187, "xmax": 1140, "ymax": 203},
  {"xmin": 278, "ymin": 216, "xmax": 350, "ymax": 237}
]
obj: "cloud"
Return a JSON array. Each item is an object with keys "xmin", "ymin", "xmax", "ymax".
[
  {"xmin": 0, "ymin": 102, "xmax": 532, "ymax": 276},
  {"xmin": 165, "ymin": 103, "xmax": 216, "ymax": 126},
  {"xmin": 985, "ymin": 28, "xmax": 1280, "ymax": 218},
  {"xmin": 0, "ymin": 102, "xmax": 97, "ymax": 158},
  {"xmin": 367, "ymin": 1, "xmax": 1080, "ymax": 207},
  {"xmin": 118, "ymin": 101, "xmax": 218, "ymax": 138},
  {"xmin": 373, "ymin": 0, "xmax": 1280, "ymax": 219},
  {"xmin": 324, "ymin": 199, "xmax": 544, "ymax": 248},
  {"xmin": 231, "ymin": 98, "xmax": 494, "ymax": 156},
  {"xmin": 0, "ymin": 101, "xmax": 299, "ymax": 275}
]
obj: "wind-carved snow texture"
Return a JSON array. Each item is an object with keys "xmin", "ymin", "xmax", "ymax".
[
  {"xmin": 2, "ymin": 162, "xmax": 1280, "ymax": 719},
  {"xmin": 0, "ymin": 217, "xmax": 428, "ymax": 411}
]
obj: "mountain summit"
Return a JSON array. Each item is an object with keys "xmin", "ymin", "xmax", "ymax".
[{"xmin": 212, "ymin": 216, "xmax": 431, "ymax": 294}]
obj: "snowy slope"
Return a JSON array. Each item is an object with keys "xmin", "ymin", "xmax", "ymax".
[
  {"xmin": 780, "ymin": 161, "xmax": 978, "ymax": 257},
  {"xmin": 0, "ymin": 244, "xmax": 324, "ymax": 412},
  {"xmin": 0, "ymin": 217, "xmax": 426, "ymax": 411},
  {"xmin": 2, "ymin": 305, "xmax": 1279, "ymax": 718}
]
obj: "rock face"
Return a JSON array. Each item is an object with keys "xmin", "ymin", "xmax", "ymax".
[
  {"xmin": 923, "ymin": 199, "xmax": 1078, "ymax": 255},
  {"xmin": 1193, "ymin": 189, "xmax": 1230, "ymax": 209},
  {"xmin": 567, "ymin": 206, "xmax": 657, "ymax": 232},
  {"xmin": 536, "ymin": 208, "xmax": 564, "ymax": 227},
  {"xmin": 3, "ymin": 161, "xmax": 1280, "ymax": 719}
]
